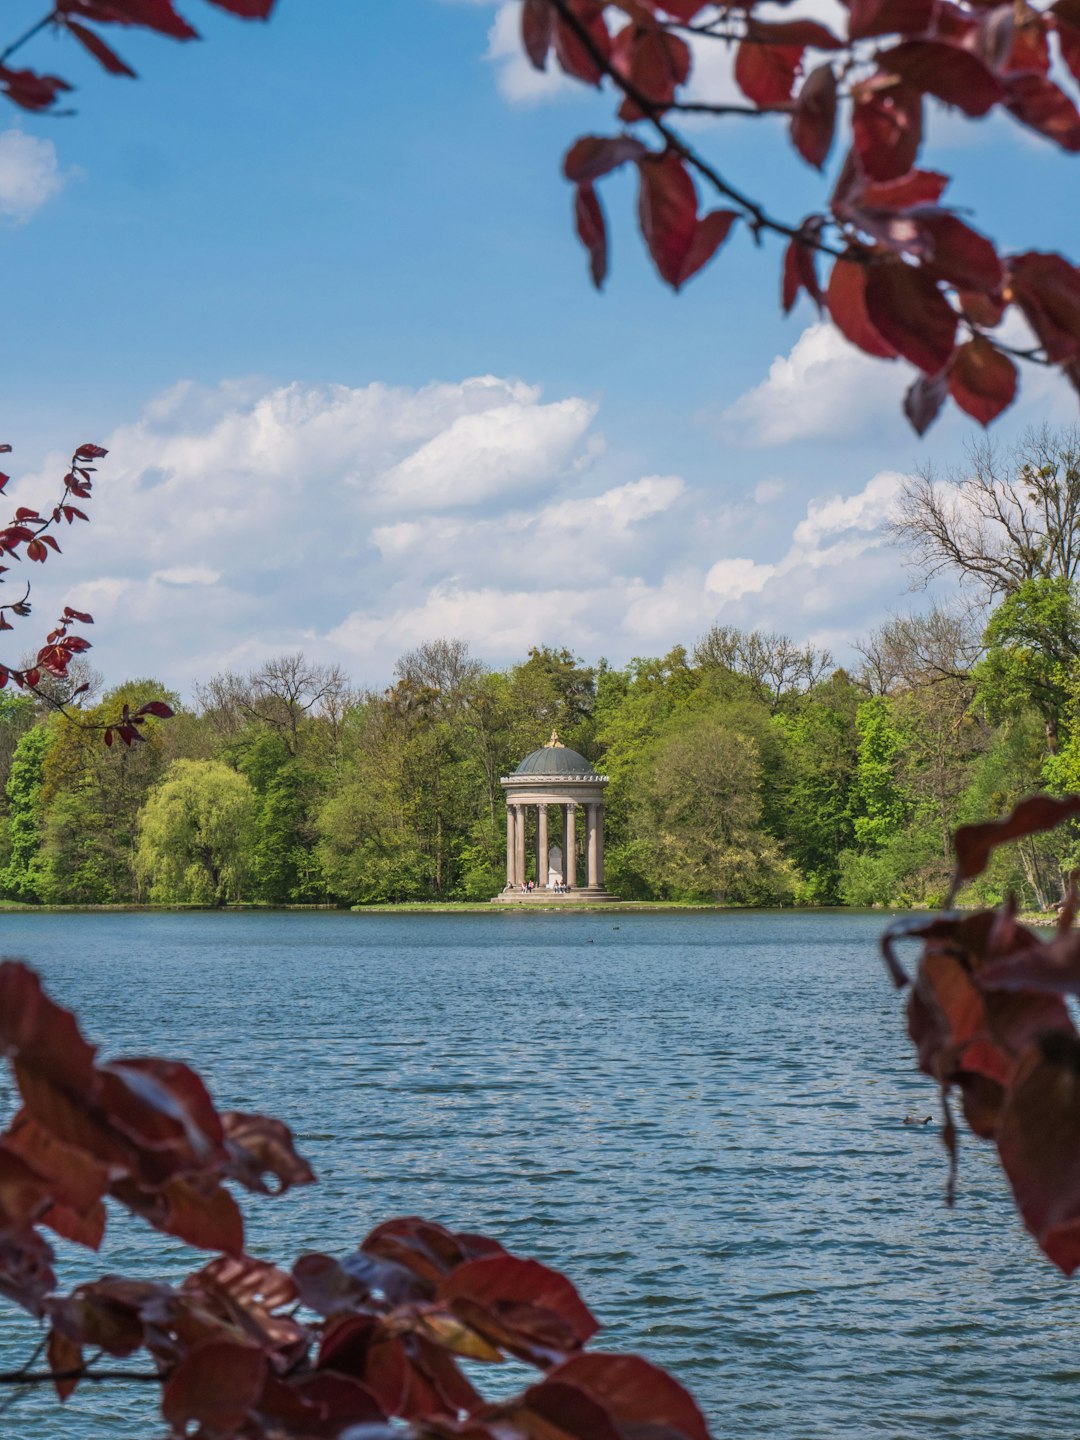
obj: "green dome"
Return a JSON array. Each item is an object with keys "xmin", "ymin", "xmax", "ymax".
[{"xmin": 514, "ymin": 744, "xmax": 594, "ymax": 776}]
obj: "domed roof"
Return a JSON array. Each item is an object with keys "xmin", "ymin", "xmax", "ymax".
[{"xmin": 514, "ymin": 731, "xmax": 595, "ymax": 776}]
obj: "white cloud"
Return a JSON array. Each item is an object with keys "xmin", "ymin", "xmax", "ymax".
[
  {"xmin": 792, "ymin": 470, "xmax": 905, "ymax": 549},
  {"xmin": 718, "ymin": 323, "xmax": 908, "ymax": 448},
  {"xmin": 485, "ymin": 1, "xmax": 576, "ymax": 104},
  {"xmin": 374, "ymin": 396, "xmax": 596, "ymax": 508},
  {"xmin": 0, "ymin": 130, "xmax": 65, "ymax": 223},
  {"xmin": 153, "ymin": 565, "xmax": 221, "ymax": 587},
  {"xmin": 705, "ymin": 556, "xmax": 776, "ymax": 601}
]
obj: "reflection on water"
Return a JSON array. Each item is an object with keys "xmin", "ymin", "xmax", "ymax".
[{"xmin": 0, "ymin": 909, "xmax": 1071, "ymax": 1439}]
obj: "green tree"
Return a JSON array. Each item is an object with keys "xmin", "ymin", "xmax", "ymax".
[
  {"xmin": 0, "ymin": 722, "xmax": 52, "ymax": 901},
  {"xmin": 136, "ymin": 760, "xmax": 257, "ymax": 905},
  {"xmin": 974, "ymin": 575, "xmax": 1080, "ymax": 753},
  {"xmin": 636, "ymin": 711, "xmax": 796, "ymax": 904}
]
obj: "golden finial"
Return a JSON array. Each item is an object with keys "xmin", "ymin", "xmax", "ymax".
[{"xmin": 545, "ymin": 729, "xmax": 564, "ymax": 748}]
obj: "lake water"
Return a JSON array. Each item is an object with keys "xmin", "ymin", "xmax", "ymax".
[{"xmin": 0, "ymin": 909, "xmax": 1075, "ymax": 1439}]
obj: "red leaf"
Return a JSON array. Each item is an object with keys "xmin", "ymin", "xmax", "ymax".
[
  {"xmin": 63, "ymin": 607, "xmax": 94, "ymax": 623},
  {"xmin": 847, "ymin": 0, "xmax": 933, "ymax": 38},
  {"xmin": 64, "ymin": 20, "xmax": 136, "ymax": 76},
  {"xmin": 791, "ymin": 64, "xmax": 837, "ymax": 168},
  {"xmin": 734, "ymin": 36, "xmax": 802, "ymax": 105},
  {"xmin": 752, "ymin": 18, "xmax": 842, "ymax": 48},
  {"xmin": 614, "ymin": 24, "xmax": 691, "ymax": 120},
  {"xmin": 439, "ymin": 1254, "xmax": 599, "ymax": 1360},
  {"xmin": 953, "ymin": 795, "xmax": 1080, "ymax": 884},
  {"xmin": 677, "ymin": 209, "xmax": 737, "ymax": 288},
  {"xmin": 904, "ymin": 368, "xmax": 949, "ymax": 434},
  {"xmin": 41, "ymin": 1199, "xmax": 106, "ymax": 1249},
  {"xmin": 134, "ymin": 699, "xmax": 174, "ymax": 718},
  {"xmin": 864, "ymin": 262, "xmax": 957, "ymax": 372},
  {"xmin": 1005, "ymin": 74, "xmax": 1080, "ymax": 151},
  {"xmin": 47, "ymin": 1328, "xmax": 83, "ymax": 1402},
  {"xmin": 547, "ymin": 1353, "xmax": 711, "ymax": 1440},
  {"xmin": 996, "ymin": 1034, "xmax": 1080, "ymax": 1274},
  {"xmin": 852, "ymin": 78, "xmax": 922, "ymax": 180},
  {"xmin": 858, "ymin": 169, "xmax": 949, "ymax": 208},
  {"xmin": 0, "ymin": 66, "xmax": 72, "ymax": 112},
  {"xmin": 221, "ymin": 1110, "xmax": 315, "ymax": 1193},
  {"xmin": 73, "ymin": 443, "xmax": 106, "ymax": 458},
  {"xmin": 636, "ymin": 151, "xmax": 698, "ymax": 287},
  {"xmin": 563, "ymin": 133, "xmax": 648, "ymax": 183},
  {"xmin": 162, "ymin": 1339, "xmax": 267, "ymax": 1434},
  {"xmin": 826, "ymin": 256, "xmax": 898, "ymax": 357},
  {"xmin": 160, "ymin": 1175, "xmax": 244, "ymax": 1253},
  {"xmin": 522, "ymin": 0, "xmax": 554, "ymax": 69},
  {"xmin": 26, "ymin": 539, "xmax": 48, "ymax": 563},
  {"xmin": 1052, "ymin": 0, "xmax": 1080, "ymax": 86},
  {"xmin": 948, "ymin": 336, "xmax": 1017, "ymax": 424},
  {"xmin": 574, "ymin": 182, "xmax": 607, "ymax": 289},
  {"xmin": 0, "ymin": 962, "xmax": 99, "ymax": 1094},
  {"xmin": 1007, "ymin": 251, "xmax": 1080, "ymax": 361},
  {"xmin": 917, "ymin": 211, "xmax": 1003, "ymax": 292},
  {"xmin": 878, "ymin": 40, "xmax": 1005, "ymax": 115},
  {"xmin": 61, "ymin": 0, "xmax": 198, "ymax": 41},
  {"xmin": 553, "ymin": 1, "xmax": 610, "ymax": 86},
  {"xmin": 519, "ymin": 1379, "xmax": 621, "ymax": 1440},
  {"xmin": 782, "ymin": 231, "xmax": 824, "ymax": 314},
  {"xmin": 204, "ymin": 0, "xmax": 276, "ymax": 15}
]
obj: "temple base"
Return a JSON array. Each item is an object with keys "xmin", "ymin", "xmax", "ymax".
[{"xmin": 490, "ymin": 886, "xmax": 619, "ymax": 905}]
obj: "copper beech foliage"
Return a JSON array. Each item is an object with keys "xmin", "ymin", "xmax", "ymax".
[
  {"xmin": 4, "ymin": 2, "xmax": 1079, "ymax": 431},
  {"xmin": 0, "ymin": 962, "xmax": 713, "ymax": 1440},
  {"xmin": 884, "ymin": 793, "xmax": 1080, "ymax": 1273},
  {"xmin": 520, "ymin": 0, "xmax": 1080, "ymax": 433},
  {"xmin": 0, "ymin": 444, "xmax": 172, "ymax": 743}
]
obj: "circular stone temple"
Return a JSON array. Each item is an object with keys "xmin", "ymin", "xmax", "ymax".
[{"xmin": 492, "ymin": 732, "xmax": 616, "ymax": 903}]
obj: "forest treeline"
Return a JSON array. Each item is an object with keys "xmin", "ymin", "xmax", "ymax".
[{"xmin": 3, "ymin": 430, "xmax": 1080, "ymax": 911}]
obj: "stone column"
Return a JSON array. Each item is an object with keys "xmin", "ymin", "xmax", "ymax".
[
  {"xmin": 586, "ymin": 804, "xmax": 599, "ymax": 888},
  {"xmin": 514, "ymin": 804, "xmax": 526, "ymax": 887},
  {"xmin": 537, "ymin": 804, "xmax": 549, "ymax": 888},
  {"xmin": 596, "ymin": 803, "xmax": 605, "ymax": 887},
  {"xmin": 565, "ymin": 803, "xmax": 576, "ymax": 888},
  {"xmin": 505, "ymin": 803, "xmax": 515, "ymax": 887}
]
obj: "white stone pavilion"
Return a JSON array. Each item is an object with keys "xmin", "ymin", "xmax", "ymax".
[{"xmin": 493, "ymin": 732, "xmax": 616, "ymax": 903}]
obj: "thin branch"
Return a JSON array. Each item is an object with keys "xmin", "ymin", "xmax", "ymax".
[
  {"xmin": 0, "ymin": 1367, "xmax": 162, "ymax": 1386},
  {"xmin": 0, "ymin": 10, "xmax": 58, "ymax": 69},
  {"xmin": 547, "ymin": 0, "xmax": 847, "ymax": 256}
]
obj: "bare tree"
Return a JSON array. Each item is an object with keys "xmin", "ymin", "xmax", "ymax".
[
  {"xmin": 197, "ymin": 653, "xmax": 352, "ymax": 754},
  {"xmin": 891, "ymin": 427, "xmax": 1080, "ymax": 600},
  {"xmin": 388, "ymin": 639, "xmax": 483, "ymax": 722},
  {"xmin": 693, "ymin": 625, "xmax": 833, "ymax": 711},
  {"xmin": 855, "ymin": 605, "xmax": 984, "ymax": 697}
]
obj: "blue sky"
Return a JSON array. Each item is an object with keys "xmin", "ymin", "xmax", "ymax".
[{"xmin": 1, "ymin": 0, "xmax": 1078, "ymax": 695}]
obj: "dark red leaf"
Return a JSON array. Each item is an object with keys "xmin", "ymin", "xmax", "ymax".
[
  {"xmin": 546, "ymin": 1353, "xmax": 711, "ymax": 1440},
  {"xmin": 134, "ymin": 699, "xmax": 173, "ymax": 718},
  {"xmin": 826, "ymin": 256, "xmax": 899, "ymax": 357},
  {"xmin": 60, "ymin": 0, "xmax": 198, "ymax": 41},
  {"xmin": 1007, "ymin": 251, "xmax": 1080, "ymax": 361},
  {"xmin": 864, "ymin": 261, "xmax": 957, "ymax": 372},
  {"xmin": 904, "ymin": 368, "xmax": 949, "ymax": 434},
  {"xmin": 563, "ymin": 134, "xmax": 648, "ymax": 183},
  {"xmin": 1005, "ymin": 74, "xmax": 1080, "ymax": 150},
  {"xmin": 878, "ymin": 40, "xmax": 1005, "ymax": 115},
  {"xmin": 204, "ymin": 0, "xmax": 276, "ymax": 15},
  {"xmin": 953, "ymin": 795, "xmax": 1080, "ymax": 885},
  {"xmin": 221, "ymin": 1110, "xmax": 315, "ymax": 1193},
  {"xmin": 438, "ymin": 1253, "xmax": 599, "ymax": 1360},
  {"xmin": 636, "ymin": 151, "xmax": 698, "ymax": 287},
  {"xmin": 916, "ymin": 211, "xmax": 1003, "ymax": 291},
  {"xmin": 852, "ymin": 78, "xmax": 923, "ymax": 180},
  {"xmin": 782, "ymin": 239, "xmax": 822, "ymax": 315},
  {"xmin": 747, "ymin": 18, "xmax": 842, "ymax": 48},
  {"xmin": 734, "ymin": 36, "xmax": 802, "ymax": 105},
  {"xmin": 791, "ymin": 64, "xmax": 837, "ymax": 168},
  {"xmin": 948, "ymin": 336, "xmax": 1017, "ymax": 424},
  {"xmin": 858, "ymin": 169, "xmax": 949, "ymax": 208},
  {"xmin": 553, "ymin": 1, "xmax": 610, "ymax": 86},
  {"xmin": 64, "ymin": 20, "xmax": 136, "ymax": 76},
  {"xmin": 0, "ymin": 66, "xmax": 72, "ymax": 112},
  {"xmin": 519, "ymin": 1379, "xmax": 621, "ymax": 1440},
  {"xmin": 522, "ymin": 0, "xmax": 554, "ymax": 69},
  {"xmin": 574, "ymin": 183, "xmax": 607, "ymax": 289},
  {"xmin": 159, "ymin": 1175, "xmax": 244, "ymax": 1253},
  {"xmin": 1052, "ymin": 0, "xmax": 1080, "ymax": 86},
  {"xmin": 162, "ymin": 1339, "xmax": 267, "ymax": 1434},
  {"xmin": 47, "ymin": 1327, "xmax": 83, "ymax": 1402},
  {"xmin": 677, "ymin": 209, "xmax": 738, "ymax": 289},
  {"xmin": 996, "ymin": 1034, "xmax": 1080, "ymax": 1274},
  {"xmin": 614, "ymin": 24, "xmax": 691, "ymax": 120}
]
